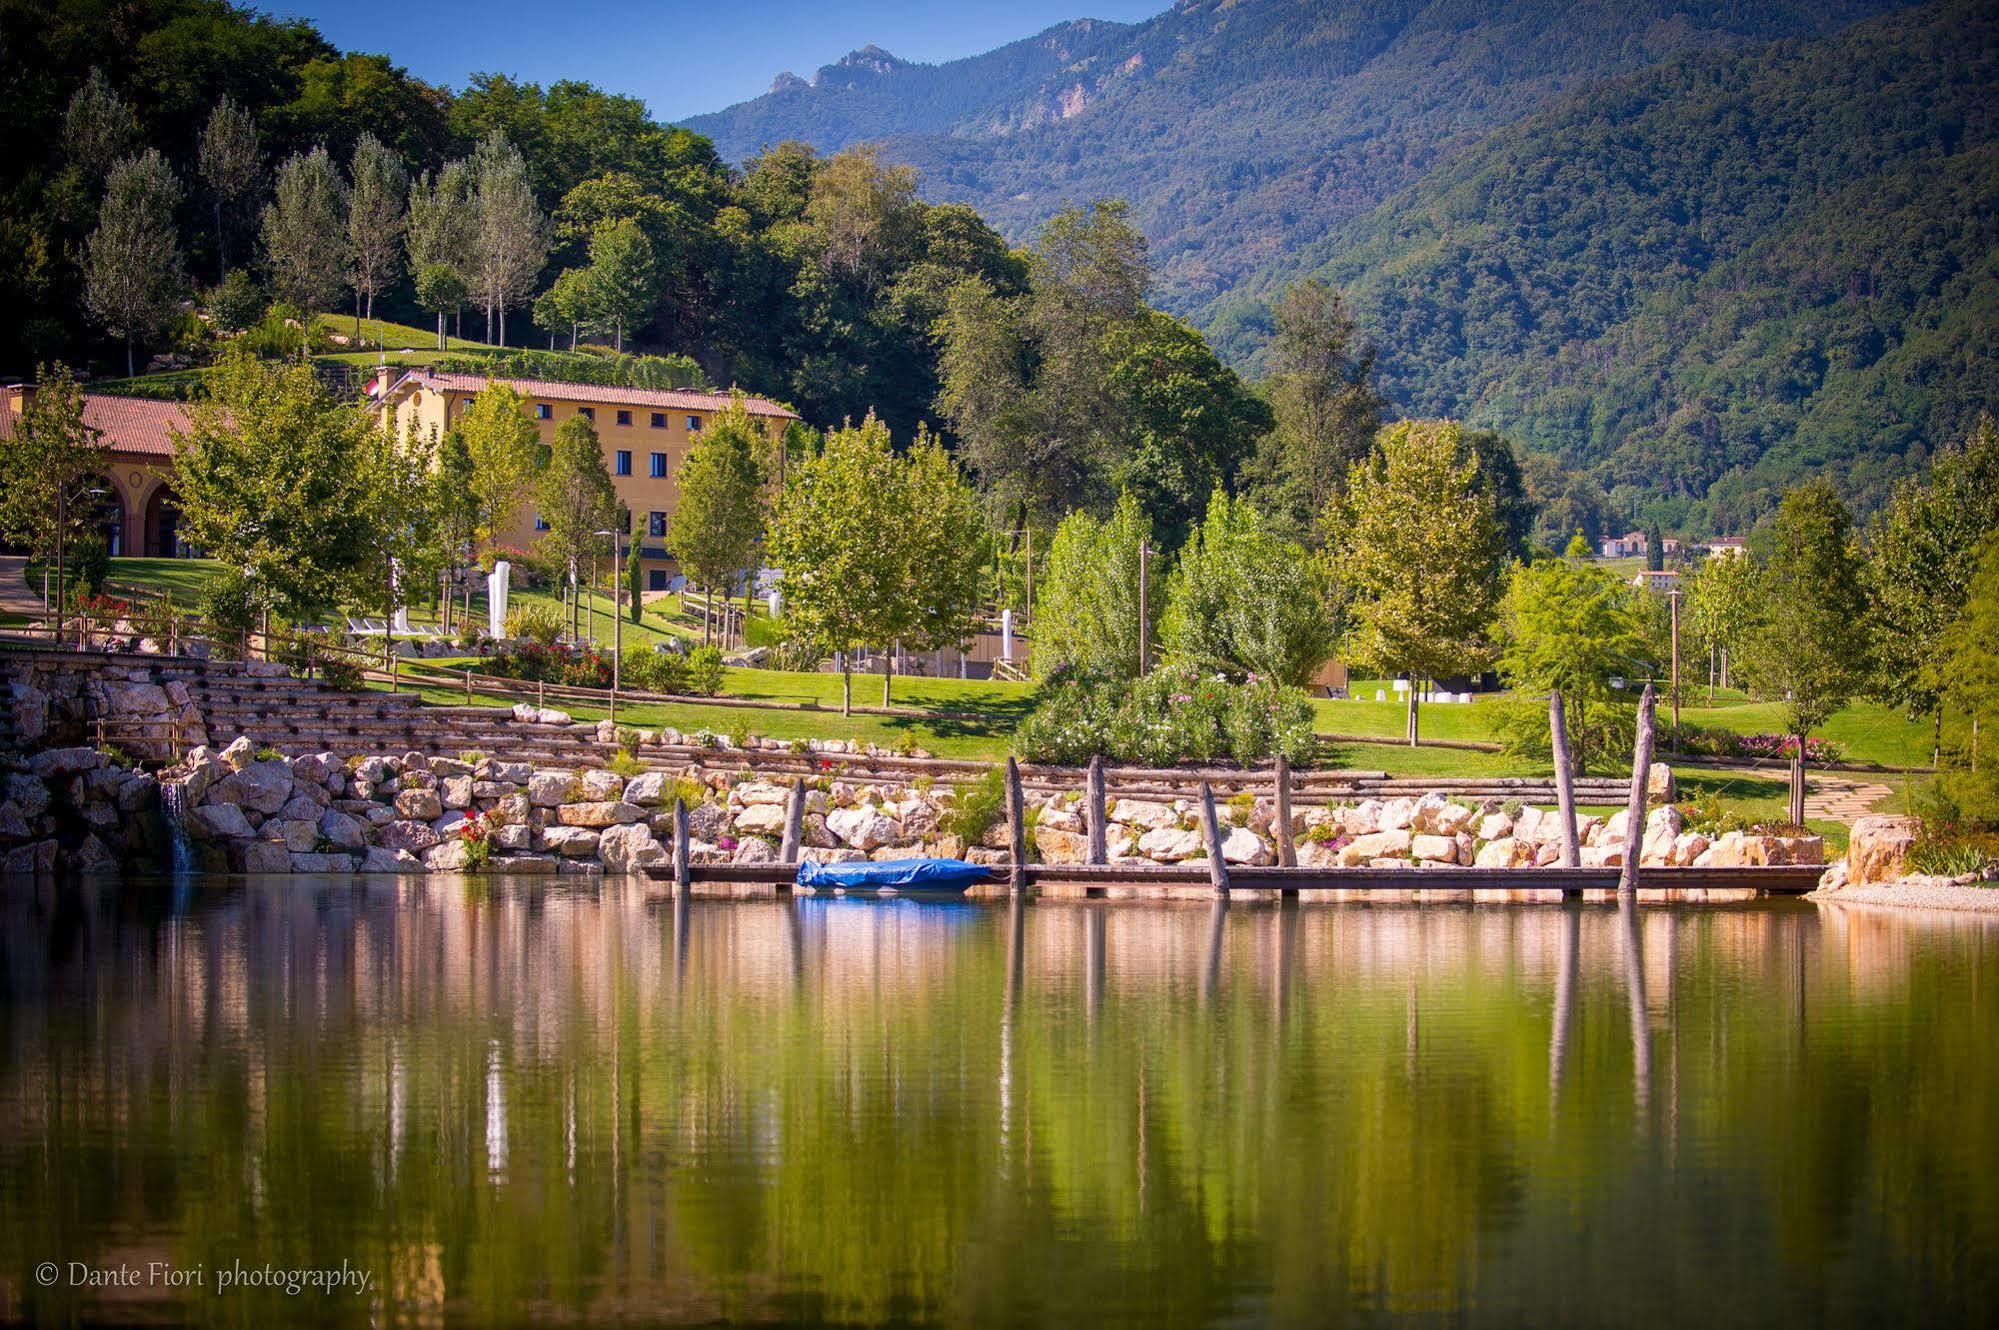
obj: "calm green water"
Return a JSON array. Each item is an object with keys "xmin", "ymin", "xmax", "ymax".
[{"xmin": 1, "ymin": 880, "xmax": 1996, "ymax": 1327}]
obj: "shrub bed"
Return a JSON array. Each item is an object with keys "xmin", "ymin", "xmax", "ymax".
[{"xmin": 1013, "ymin": 663, "xmax": 1316, "ymax": 767}]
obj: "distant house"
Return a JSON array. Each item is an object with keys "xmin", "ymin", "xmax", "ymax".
[
  {"xmin": 1705, "ymin": 536, "xmax": 1748, "ymax": 559},
  {"xmin": 1, "ymin": 383, "xmax": 191, "ymax": 557},
  {"xmin": 1629, "ymin": 569, "xmax": 1679, "ymax": 592},
  {"xmin": 1600, "ymin": 529, "xmax": 1648, "ymax": 559}
]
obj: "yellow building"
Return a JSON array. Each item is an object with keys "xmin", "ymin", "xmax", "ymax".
[
  {"xmin": 1, "ymin": 384, "xmax": 188, "ymax": 557},
  {"xmin": 373, "ymin": 370, "xmax": 798, "ymax": 590}
]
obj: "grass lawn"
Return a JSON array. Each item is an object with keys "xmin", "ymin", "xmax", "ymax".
[{"xmin": 311, "ymin": 313, "xmax": 492, "ymax": 354}]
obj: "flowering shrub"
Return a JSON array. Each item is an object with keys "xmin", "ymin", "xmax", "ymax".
[
  {"xmin": 456, "ymin": 809, "xmax": 497, "ymax": 870},
  {"xmin": 1671, "ymin": 725, "xmax": 1844, "ymax": 764},
  {"xmin": 488, "ymin": 640, "xmax": 612, "ymax": 687},
  {"xmin": 70, "ymin": 592, "xmax": 130, "ymax": 627},
  {"xmin": 1013, "ymin": 662, "xmax": 1317, "ymax": 767}
]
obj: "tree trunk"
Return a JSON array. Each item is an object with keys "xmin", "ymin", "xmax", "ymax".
[
  {"xmin": 841, "ymin": 662, "xmax": 852, "ymax": 716},
  {"xmin": 355, "ymin": 291, "xmax": 362, "ymax": 344},
  {"xmin": 126, "ymin": 337, "xmax": 135, "ymax": 379},
  {"xmin": 881, "ymin": 647, "xmax": 893, "ymax": 708},
  {"xmin": 215, "ymin": 201, "xmax": 226, "ymax": 283},
  {"xmin": 569, "ymin": 323, "xmax": 577, "ymax": 352},
  {"xmin": 437, "ymin": 310, "xmax": 446, "ymax": 350},
  {"xmin": 1406, "ymin": 679, "xmax": 1420, "ymax": 747}
]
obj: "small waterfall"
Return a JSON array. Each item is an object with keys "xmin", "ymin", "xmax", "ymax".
[{"xmin": 160, "ymin": 779, "xmax": 196, "ymax": 878}]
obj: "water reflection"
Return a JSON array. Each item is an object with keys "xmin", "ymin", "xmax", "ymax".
[{"xmin": 1, "ymin": 879, "xmax": 1996, "ymax": 1327}]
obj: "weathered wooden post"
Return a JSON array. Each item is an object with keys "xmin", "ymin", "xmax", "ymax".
[
  {"xmin": 672, "ymin": 796, "xmax": 691, "ymax": 896},
  {"xmin": 1550, "ymin": 690, "xmax": 1581, "ymax": 868},
  {"xmin": 1273, "ymin": 754, "xmax": 1297, "ymax": 867},
  {"xmin": 465, "ymin": 668, "xmax": 474, "ymax": 704},
  {"xmin": 780, "ymin": 777, "xmax": 806, "ymax": 864},
  {"xmin": 1137, "ymin": 540, "xmax": 1150, "ymax": 677},
  {"xmin": 1085, "ymin": 754, "xmax": 1107, "ymax": 865},
  {"xmin": 1004, "ymin": 757, "xmax": 1028, "ymax": 896},
  {"xmin": 1617, "ymin": 684, "xmax": 1657, "ymax": 897},
  {"xmin": 1198, "ymin": 781, "xmax": 1231, "ymax": 897}
]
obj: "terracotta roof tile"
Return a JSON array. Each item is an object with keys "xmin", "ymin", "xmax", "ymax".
[
  {"xmin": 389, "ymin": 370, "xmax": 799, "ymax": 419},
  {"xmin": 0, "ymin": 393, "xmax": 191, "ymax": 458}
]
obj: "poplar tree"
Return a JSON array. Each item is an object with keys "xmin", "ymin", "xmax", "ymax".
[
  {"xmin": 261, "ymin": 147, "xmax": 349, "ymax": 350},
  {"xmin": 456, "ymin": 381, "xmax": 543, "ymax": 545},
  {"xmin": 1324, "ymin": 420, "xmax": 1506, "ymax": 745},
  {"xmin": 346, "ymin": 132, "xmax": 408, "ymax": 340},
  {"xmin": 1161, "ymin": 490, "xmax": 1334, "ymax": 687},
  {"xmin": 470, "ymin": 132, "xmax": 548, "ymax": 347},
  {"xmin": 62, "ymin": 69, "xmax": 138, "ymax": 184},
  {"xmin": 668, "ymin": 401, "xmax": 765, "ymax": 645},
  {"xmin": 407, "ymin": 162, "xmax": 476, "ymax": 347},
  {"xmin": 581, "ymin": 219, "xmax": 658, "ymax": 352},
  {"xmin": 534, "ymin": 415, "xmax": 617, "ymax": 638},
  {"xmin": 0, "ymin": 364, "xmax": 107, "ymax": 618},
  {"xmin": 1739, "ymin": 479, "xmax": 1870, "ymax": 754},
  {"xmin": 85, "ymin": 150, "xmax": 185, "ymax": 377},
  {"xmin": 1033, "ymin": 493, "xmax": 1159, "ymax": 683},
  {"xmin": 198, "ymin": 96, "xmax": 262, "ymax": 282}
]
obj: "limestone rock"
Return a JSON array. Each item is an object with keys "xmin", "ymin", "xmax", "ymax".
[
  {"xmin": 579, "ymin": 769, "xmax": 625, "ymax": 802},
  {"xmin": 361, "ymin": 846, "xmax": 424, "ymax": 874},
  {"xmin": 1138, "ymin": 826, "xmax": 1203, "ymax": 861},
  {"xmin": 492, "ymin": 823, "xmax": 531, "ymax": 851},
  {"xmin": 734, "ymin": 803, "xmax": 790, "ymax": 837},
  {"xmin": 425, "ymin": 840, "xmax": 474, "ymax": 871},
  {"xmin": 220, "ymin": 736, "xmax": 256, "ymax": 771},
  {"xmin": 189, "ymin": 803, "xmax": 254, "ymax": 841},
  {"xmin": 439, "ymin": 775, "xmax": 475, "ymax": 810},
  {"xmin": 527, "ymin": 770, "xmax": 575, "ymax": 807},
  {"xmin": 1035, "ymin": 825, "xmax": 1089, "ymax": 865},
  {"xmin": 599, "ymin": 823, "xmax": 668, "ymax": 872},
  {"xmin": 541, "ymin": 826, "xmax": 601, "ymax": 857},
  {"xmin": 394, "ymin": 788, "xmax": 444, "ymax": 821},
  {"xmin": 377, "ymin": 819, "xmax": 442, "ymax": 854},
  {"xmin": 735, "ymin": 781, "xmax": 790, "ymax": 807},
  {"xmin": 1110, "ymin": 799, "xmax": 1177, "ymax": 831},
  {"xmin": 622, "ymin": 771, "xmax": 670, "ymax": 806},
  {"xmin": 1411, "ymin": 833, "xmax": 1458, "ymax": 865},
  {"xmin": 1847, "ymin": 815, "xmax": 1920, "ymax": 886},
  {"xmin": 238, "ymin": 841, "xmax": 291, "ymax": 873},
  {"xmin": 1220, "ymin": 826, "xmax": 1271, "ymax": 865},
  {"xmin": 490, "ymin": 855, "xmax": 557, "ymax": 875},
  {"xmin": 557, "ymin": 800, "xmax": 644, "ymax": 828},
  {"xmin": 1477, "ymin": 812, "xmax": 1515, "ymax": 843},
  {"xmin": 213, "ymin": 760, "xmax": 292, "ymax": 815},
  {"xmin": 732, "ymin": 837, "xmax": 778, "ymax": 865},
  {"xmin": 317, "ymin": 808, "xmax": 368, "ymax": 851},
  {"xmin": 1474, "ymin": 837, "xmax": 1531, "ymax": 868},
  {"xmin": 1340, "ymin": 829, "xmax": 1412, "ymax": 866},
  {"xmin": 827, "ymin": 807, "xmax": 899, "ymax": 851}
]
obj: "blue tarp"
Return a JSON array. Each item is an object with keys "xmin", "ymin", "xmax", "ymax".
[{"xmin": 794, "ymin": 857, "xmax": 995, "ymax": 891}]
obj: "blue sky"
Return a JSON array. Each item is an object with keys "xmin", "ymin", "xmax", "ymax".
[{"xmin": 274, "ymin": 0, "xmax": 1168, "ymax": 124}]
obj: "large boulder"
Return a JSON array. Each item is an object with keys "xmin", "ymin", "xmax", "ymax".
[
  {"xmin": 424, "ymin": 840, "xmax": 474, "ymax": 872},
  {"xmin": 213, "ymin": 760, "xmax": 292, "ymax": 815},
  {"xmin": 1034, "ymin": 826, "xmax": 1089, "ymax": 865},
  {"xmin": 735, "ymin": 781, "xmax": 791, "ymax": 807},
  {"xmin": 1110, "ymin": 799, "xmax": 1177, "ymax": 831},
  {"xmin": 1703, "ymin": 831, "xmax": 1825, "ymax": 867},
  {"xmin": 394, "ymin": 787, "xmax": 444, "ymax": 821},
  {"xmin": 1137, "ymin": 827, "xmax": 1203, "ymax": 861},
  {"xmin": 189, "ymin": 803, "xmax": 254, "ymax": 841},
  {"xmin": 527, "ymin": 770, "xmax": 576, "ymax": 808},
  {"xmin": 1411, "ymin": 833, "xmax": 1459, "ymax": 865},
  {"xmin": 238, "ymin": 841, "xmax": 292, "ymax": 874},
  {"xmin": 317, "ymin": 807, "xmax": 368, "ymax": 851},
  {"xmin": 579, "ymin": 769, "xmax": 625, "ymax": 802},
  {"xmin": 1220, "ymin": 826, "xmax": 1272, "ymax": 866},
  {"xmin": 1847, "ymin": 815, "xmax": 1921, "ymax": 886},
  {"xmin": 1474, "ymin": 837, "xmax": 1532, "ymax": 868},
  {"xmin": 827, "ymin": 806, "xmax": 900, "ymax": 851},
  {"xmin": 439, "ymin": 776, "xmax": 475, "ymax": 810},
  {"xmin": 377, "ymin": 819, "xmax": 442, "ymax": 854},
  {"xmin": 599, "ymin": 823, "xmax": 668, "ymax": 872},
  {"xmin": 361, "ymin": 845, "xmax": 425, "ymax": 874},
  {"xmin": 557, "ymin": 800, "xmax": 644, "ymax": 828},
  {"xmin": 1340, "ymin": 829, "xmax": 1412, "ymax": 866},
  {"xmin": 734, "ymin": 803, "xmax": 790, "ymax": 837},
  {"xmin": 541, "ymin": 826, "xmax": 601, "ymax": 857},
  {"xmin": 622, "ymin": 771, "xmax": 671, "ymax": 806}
]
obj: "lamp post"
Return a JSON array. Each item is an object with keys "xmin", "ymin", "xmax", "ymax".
[{"xmin": 596, "ymin": 526, "xmax": 625, "ymax": 725}]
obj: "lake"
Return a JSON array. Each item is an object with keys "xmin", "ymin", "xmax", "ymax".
[{"xmin": 2, "ymin": 880, "xmax": 1995, "ymax": 1327}]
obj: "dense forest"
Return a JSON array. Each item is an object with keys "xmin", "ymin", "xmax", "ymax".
[{"xmin": 1227, "ymin": 0, "xmax": 1999, "ymax": 531}]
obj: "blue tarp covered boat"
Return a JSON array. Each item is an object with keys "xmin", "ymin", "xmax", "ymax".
[{"xmin": 794, "ymin": 857, "xmax": 996, "ymax": 892}]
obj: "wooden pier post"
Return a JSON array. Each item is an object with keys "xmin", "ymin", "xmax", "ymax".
[
  {"xmin": 1617, "ymin": 684, "xmax": 1657, "ymax": 897},
  {"xmin": 1004, "ymin": 757, "xmax": 1028, "ymax": 896},
  {"xmin": 1085, "ymin": 754, "xmax": 1107, "ymax": 865},
  {"xmin": 1273, "ymin": 754, "xmax": 1297, "ymax": 867},
  {"xmin": 1550, "ymin": 691, "xmax": 1581, "ymax": 869},
  {"xmin": 672, "ymin": 796, "xmax": 691, "ymax": 896},
  {"xmin": 1198, "ymin": 781, "xmax": 1231, "ymax": 897},
  {"xmin": 780, "ymin": 777, "xmax": 806, "ymax": 864}
]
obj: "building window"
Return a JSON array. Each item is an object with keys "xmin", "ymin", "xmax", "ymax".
[
  {"xmin": 650, "ymin": 452, "xmax": 667, "ymax": 478},
  {"xmin": 649, "ymin": 569, "xmax": 667, "ymax": 591},
  {"xmin": 686, "ymin": 415, "xmax": 702, "ymax": 432},
  {"xmin": 650, "ymin": 412, "xmax": 667, "ymax": 429},
  {"xmin": 616, "ymin": 410, "xmax": 632, "ymax": 427},
  {"xmin": 579, "ymin": 407, "xmax": 595, "ymax": 421},
  {"xmin": 534, "ymin": 514, "xmax": 549, "ymax": 531},
  {"xmin": 615, "ymin": 450, "xmax": 632, "ymax": 476},
  {"xmin": 535, "ymin": 403, "xmax": 551, "ymax": 420},
  {"xmin": 648, "ymin": 510, "xmax": 666, "ymax": 538}
]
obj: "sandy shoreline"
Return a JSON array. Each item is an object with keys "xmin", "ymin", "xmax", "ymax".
[{"xmin": 1811, "ymin": 882, "xmax": 1999, "ymax": 913}]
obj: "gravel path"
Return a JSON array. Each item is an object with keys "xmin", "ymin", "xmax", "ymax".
[
  {"xmin": 1812, "ymin": 882, "xmax": 1999, "ymax": 913},
  {"xmin": 0, "ymin": 556, "xmax": 46, "ymax": 619}
]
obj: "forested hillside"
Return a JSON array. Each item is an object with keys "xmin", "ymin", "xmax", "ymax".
[
  {"xmin": 1239, "ymin": 0, "xmax": 1999, "ymax": 530},
  {"xmin": 689, "ymin": 0, "xmax": 1904, "ymax": 322}
]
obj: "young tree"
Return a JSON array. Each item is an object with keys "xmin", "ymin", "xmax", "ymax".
[
  {"xmin": 0, "ymin": 364, "xmax": 109, "ymax": 627},
  {"xmin": 764, "ymin": 416, "xmax": 912, "ymax": 714},
  {"xmin": 531, "ymin": 271, "xmax": 589, "ymax": 350},
  {"xmin": 1867, "ymin": 420, "xmax": 1999, "ymax": 736},
  {"xmin": 62, "ymin": 69, "xmax": 138, "ymax": 184},
  {"xmin": 470, "ymin": 132, "xmax": 549, "ymax": 347},
  {"xmin": 1738, "ymin": 479, "xmax": 1870, "ymax": 791},
  {"xmin": 1161, "ymin": 490, "xmax": 1335, "ymax": 688},
  {"xmin": 886, "ymin": 430, "xmax": 990, "ymax": 704},
  {"xmin": 1645, "ymin": 520, "xmax": 1666, "ymax": 572},
  {"xmin": 261, "ymin": 147, "xmax": 349, "ymax": 350},
  {"xmin": 198, "ymin": 96, "xmax": 263, "ymax": 283},
  {"xmin": 1681, "ymin": 552, "xmax": 1757, "ymax": 695},
  {"xmin": 346, "ymin": 132, "xmax": 408, "ymax": 340},
  {"xmin": 1246, "ymin": 278, "xmax": 1383, "ymax": 542},
  {"xmin": 534, "ymin": 414, "xmax": 617, "ymax": 639},
  {"xmin": 172, "ymin": 347, "xmax": 376, "ymax": 618},
  {"xmin": 1033, "ymin": 492, "xmax": 1160, "ymax": 683},
  {"xmin": 1496, "ymin": 557, "xmax": 1650, "ymax": 774},
  {"xmin": 456, "ymin": 381, "xmax": 543, "ymax": 545},
  {"xmin": 432, "ymin": 427, "xmax": 480, "ymax": 632},
  {"xmin": 581, "ymin": 218, "xmax": 659, "ymax": 352},
  {"xmin": 669, "ymin": 400, "xmax": 766, "ymax": 645},
  {"xmin": 1934, "ymin": 532, "xmax": 1999, "ymax": 823},
  {"xmin": 85, "ymin": 150, "xmax": 185, "ymax": 378},
  {"xmin": 356, "ymin": 421, "xmax": 449, "ymax": 641},
  {"xmin": 1324, "ymin": 420, "xmax": 1506, "ymax": 745},
  {"xmin": 407, "ymin": 162, "xmax": 476, "ymax": 347}
]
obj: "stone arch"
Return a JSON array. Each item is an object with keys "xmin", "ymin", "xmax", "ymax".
[{"xmin": 142, "ymin": 482, "xmax": 185, "ymax": 557}]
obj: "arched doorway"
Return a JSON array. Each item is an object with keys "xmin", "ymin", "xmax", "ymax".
[{"xmin": 143, "ymin": 484, "xmax": 184, "ymax": 557}]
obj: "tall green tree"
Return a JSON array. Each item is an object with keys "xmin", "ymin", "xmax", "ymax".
[
  {"xmin": 1033, "ymin": 492, "xmax": 1159, "ymax": 683},
  {"xmin": 886, "ymin": 430, "xmax": 990, "ymax": 704},
  {"xmin": 261, "ymin": 147, "xmax": 349, "ymax": 348},
  {"xmin": 1738, "ymin": 479, "xmax": 1870, "ymax": 750},
  {"xmin": 1324, "ymin": 420, "xmax": 1506, "ymax": 745},
  {"xmin": 470, "ymin": 131, "xmax": 549, "ymax": 346},
  {"xmin": 0, "ymin": 364, "xmax": 108, "ymax": 618},
  {"xmin": 579, "ymin": 218, "xmax": 659, "ymax": 352},
  {"xmin": 1866, "ymin": 420, "xmax": 1999, "ymax": 734},
  {"xmin": 533, "ymin": 413, "xmax": 617, "ymax": 638},
  {"xmin": 456, "ymin": 381, "xmax": 543, "ymax": 547},
  {"xmin": 407, "ymin": 161, "xmax": 476, "ymax": 347},
  {"xmin": 1244, "ymin": 279, "xmax": 1383, "ymax": 543},
  {"xmin": 1681, "ymin": 553, "xmax": 1757, "ymax": 694},
  {"xmin": 1495, "ymin": 557, "xmax": 1650, "ymax": 774},
  {"xmin": 764, "ymin": 416, "xmax": 921, "ymax": 714},
  {"xmin": 172, "ymin": 347, "xmax": 375, "ymax": 618},
  {"xmin": 668, "ymin": 400, "xmax": 766, "ymax": 645},
  {"xmin": 197, "ymin": 95, "xmax": 263, "ymax": 283},
  {"xmin": 1161, "ymin": 490, "xmax": 1334, "ymax": 688},
  {"xmin": 1933, "ymin": 531, "xmax": 1999, "ymax": 824},
  {"xmin": 346, "ymin": 131, "xmax": 407, "ymax": 338},
  {"xmin": 61, "ymin": 69, "xmax": 138, "ymax": 185},
  {"xmin": 85, "ymin": 149, "xmax": 185, "ymax": 377}
]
